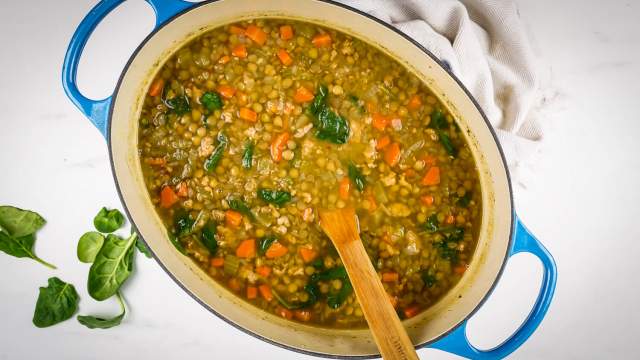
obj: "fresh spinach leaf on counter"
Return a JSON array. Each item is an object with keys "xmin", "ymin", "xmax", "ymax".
[
  {"xmin": 33, "ymin": 277, "xmax": 79, "ymax": 328},
  {"xmin": 77, "ymin": 231, "xmax": 105, "ymax": 263},
  {"xmin": 258, "ymin": 188, "xmax": 292, "ymax": 207},
  {"xmin": 93, "ymin": 207, "xmax": 125, "ymax": 233},
  {"xmin": 135, "ymin": 238, "xmax": 152, "ymax": 258},
  {"xmin": 0, "ymin": 205, "xmax": 55, "ymax": 269},
  {"xmin": 87, "ymin": 233, "xmax": 137, "ymax": 301},
  {"xmin": 77, "ymin": 292, "xmax": 126, "ymax": 329}
]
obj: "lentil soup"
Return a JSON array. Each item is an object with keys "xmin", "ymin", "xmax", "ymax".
[{"xmin": 138, "ymin": 18, "xmax": 481, "ymax": 328}]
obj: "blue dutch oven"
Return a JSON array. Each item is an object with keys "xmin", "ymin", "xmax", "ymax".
[{"xmin": 63, "ymin": 0, "xmax": 557, "ymax": 358}]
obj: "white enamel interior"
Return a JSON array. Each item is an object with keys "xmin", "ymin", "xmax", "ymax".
[{"xmin": 108, "ymin": 0, "xmax": 513, "ymax": 356}]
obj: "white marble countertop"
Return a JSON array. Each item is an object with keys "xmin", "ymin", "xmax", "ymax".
[{"xmin": 1, "ymin": 1, "xmax": 638, "ymax": 359}]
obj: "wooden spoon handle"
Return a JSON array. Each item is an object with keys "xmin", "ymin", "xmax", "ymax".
[{"xmin": 337, "ymin": 237, "xmax": 419, "ymax": 360}]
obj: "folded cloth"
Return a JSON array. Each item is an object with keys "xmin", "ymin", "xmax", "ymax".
[{"xmin": 337, "ymin": 0, "xmax": 542, "ymax": 177}]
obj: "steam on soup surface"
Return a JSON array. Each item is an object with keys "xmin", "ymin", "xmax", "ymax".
[{"xmin": 138, "ymin": 18, "xmax": 481, "ymax": 327}]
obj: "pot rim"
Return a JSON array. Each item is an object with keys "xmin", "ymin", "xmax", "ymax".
[{"xmin": 107, "ymin": 0, "xmax": 515, "ymax": 358}]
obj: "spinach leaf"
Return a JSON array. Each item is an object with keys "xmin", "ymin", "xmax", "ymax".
[
  {"xmin": 32, "ymin": 277, "xmax": 79, "ymax": 328},
  {"xmin": 93, "ymin": 207, "xmax": 125, "ymax": 233},
  {"xmin": 169, "ymin": 234, "xmax": 185, "ymax": 254},
  {"xmin": 77, "ymin": 231, "xmax": 105, "ymax": 263},
  {"xmin": 201, "ymin": 220, "xmax": 218, "ymax": 254},
  {"xmin": 456, "ymin": 192, "xmax": 472, "ymax": 207},
  {"xmin": 258, "ymin": 188, "xmax": 292, "ymax": 207},
  {"xmin": 242, "ymin": 140, "xmax": 254, "ymax": 169},
  {"xmin": 204, "ymin": 132, "xmax": 228, "ymax": 172},
  {"xmin": 429, "ymin": 109, "xmax": 448, "ymax": 129},
  {"xmin": 311, "ymin": 266, "xmax": 348, "ymax": 282},
  {"xmin": 0, "ymin": 206, "xmax": 55, "ymax": 269},
  {"xmin": 173, "ymin": 208, "xmax": 195, "ymax": 237},
  {"xmin": 135, "ymin": 238, "xmax": 152, "ymax": 258},
  {"xmin": 327, "ymin": 280, "xmax": 353, "ymax": 309},
  {"xmin": 227, "ymin": 198, "xmax": 256, "ymax": 221},
  {"xmin": 258, "ymin": 235, "xmax": 277, "ymax": 256},
  {"xmin": 348, "ymin": 163, "xmax": 366, "ymax": 192},
  {"xmin": 348, "ymin": 94, "xmax": 365, "ymax": 114},
  {"xmin": 423, "ymin": 214, "xmax": 439, "ymax": 233},
  {"xmin": 166, "ymin": 93, "xmax": 190, "ymax": 116},
  {"xmin": 200, "ymin": 92, "xmax": 223, "ymax": 112},
  {"xmin": 0, "ymin": 205, "xmax": 46, "ymax": 237},
  {"xmin": 273, "ymin": 290, "xmax": 306, "ymax": 310},
  {"xmin": 77, "ymin": 292, "xmax": 126, "ymax": 329},
  {"xmin": 434, "ymin": 228, "xmax": 465, "ymax": 262},
  {"xmin": 87, "ymin": 233, "xmax": 137, "ymax": 301},
  {"xmin": 421, "ymin": 272, "xmax": 436, "ymax": 288},
  {"xmin": 309, "ymin": 85, "xmax": 350, "ymax": 144},
  {"xmin": 437, "ymin": 130, "xmax": 457, "ymax": 157}
]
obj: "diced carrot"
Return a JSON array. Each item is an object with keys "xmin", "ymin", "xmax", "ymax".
[
  {"xmin": 217, "ymin": 85, "xmax": 236, "ymax": 99},
  {"xmin": 298, "ymin": 246, "xmax": 317, "ymax": 263},
  {"xmin": 210, "ymin": 257, "xmax": 225, "ymax": 267},
  {"xmin": 239, "ymin": 107, "xmax": 258, "ymax": 122},
  {"xmin": 388, "ymin": 294, "xmax": 399, "ymax": 309},
  {"xmin": 236, "ymin": 238, "xmax": 256, "ymax": 258},
  {"xmin": 404, "ymin": 169, "xmax": 416, "ymax": 178},
  {"xmin": 280, "ymin": 25, "xmax": 294, "ymax": 40},
  {"xmin": 245, "ymin": 25, "xmax": 267, "ymax": 45},
  {"xmin": 256, "ymin": 265, "xmax": 272, "ymax": 277},
  {"xmin": 258, "ymin": 284, "xmax": 273, "ymax": 301},
  {"xmin": 421, "ymin": 166, "xmax": 441, "ymax": 186},
  {"xmin": 270, "ymin": 132, "xmax": 290, "ymax": 162},
  {"xmin": 423, "ymin": 155, "xmax": 437, "ymax": 167},
  {"xmin": 276, "ymin": 306, "xmax": 293, "ymax": 320},
  {"xmin": 454, "ymin": 264, "xmax": 468, "ymax": 275},
  {"xmin": 367, "ymin": 194, "xmax": 378, "ymax": 211},
  {"xmin": 229, "ymin": 25, "xmax": 245, "ymax": 35},
  {"xmin": 376, "ymin": 135, "xmax": 391, "ymax": 150},
  {"xmin": 312, "ymin": 33, "xmax": 332, "ymax": 48},
  {"xmin": 407, "ymin": 95, "xmax": 422, "ymax": 110},
  {"xmin": 265, "ymin": 241, "xmax": 288, "ymax": 259},
  {"xmin": 294, "ymin": 309, "xmax": 311, "ymax": 322},
  {"xmin": 176, "ymin": 182, "xmax": 188, "ymax": 197},
  {"xmin": 384, "ymin": 142, "xmax": 401, "ymax": 167},
  {"xmin": 445, "ymin": 214, "xmax": 455, "ymax": 225},
  {"xmin": 231, "ymin": 44, "xmax": 248, "ymax": 58},
  {"xmin": 293, "ymin": 86, "xmax": 314, "ymax": 103},
  {"xmin": 338, "ymin": 177, "xmax": 351, "ymax": 200},
  {"xmin": 247, "ymin": 286, "xmax": 258, "ymax": 299},
  {"xmin": 372, "ymin": 113, "xmax": 390, "ymax": 131},
  {"xmin": 147, "ymin": 157, "xmax": 166, "ymax": 166},
  {"xmin": 218, "ymin": 55, "xmax": 231, "ymax": 64},
  {"xmin": 148, "ymin": 78, "xmax": 164, "ymax": 97},
  {"xmin": 420, "ymin": 195, "xmax": 435, "ymax": 206},
  {"xmin": 160, "ymin": 186, "xmax": 179, "ymax": 208},
  {"xmin": 403, "ymin": 304, "xmax": 421, "ymax": 319},
  {"xmin": 277, "ymin": 48, "xmax": 293, "ymax": 66},
  {"xmin": 228, "ymin": 278, "xmax": 242, "ymax": 292},
  {"xmin": 382, "ymin": 272, "xmax": 399, "ymax": 282},
  {"xmin": 225, "ymin": 210, "xmax": 243, "ymax": 227}
]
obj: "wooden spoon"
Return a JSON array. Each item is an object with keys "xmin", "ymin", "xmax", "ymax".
[{"xmin": 319, "ymin": 207, "xmax": 419, "ymax": 360}]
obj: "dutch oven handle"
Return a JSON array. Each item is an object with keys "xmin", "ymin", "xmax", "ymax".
[
  {"xmin": 62, "ymin": 0, "xmax": 193, "ymax": 138},
  {"xmin": 429, "ymin": 216, "xmax": 558, "ymax": 359}
]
